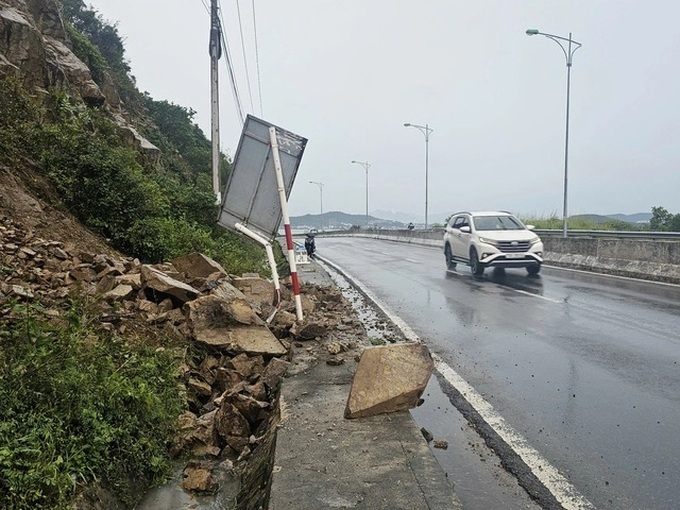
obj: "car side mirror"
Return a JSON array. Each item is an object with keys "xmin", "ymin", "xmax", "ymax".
[
  {"xmin": 526, "ymin": 224, "xmax": 535, "ymax": 230},
  {"xmin": 460, "ymin": 226, "xmax": 471, "ymax": 233}
]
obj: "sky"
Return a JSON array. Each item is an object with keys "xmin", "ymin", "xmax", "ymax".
[{"xmin": 89, "ymin": 0, "xmax": 680, "ymax": 223}]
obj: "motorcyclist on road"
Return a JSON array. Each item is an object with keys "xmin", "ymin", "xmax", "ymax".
[{"xmin": 304, "ymin": 232, "xmax": 316, "ymax": 258}]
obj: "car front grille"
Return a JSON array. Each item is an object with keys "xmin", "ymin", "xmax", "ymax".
[{"xmin": 498, "ymin": 241, "xmax": 531, "ymax": 253}]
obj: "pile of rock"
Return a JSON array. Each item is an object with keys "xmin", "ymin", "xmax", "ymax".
[{"xmin": 0, "ymin": 214, "xmax": 364, "ymax": 507}]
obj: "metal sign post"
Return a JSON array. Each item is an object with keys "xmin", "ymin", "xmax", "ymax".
[{"xmin": 269, "ymin": 127, "xmax": 303, "ymax": 321}]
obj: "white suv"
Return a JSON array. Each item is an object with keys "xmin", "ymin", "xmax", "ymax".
[{"xmin": 443, "ymin": 211, "xmax": 543, "ymax": 276}]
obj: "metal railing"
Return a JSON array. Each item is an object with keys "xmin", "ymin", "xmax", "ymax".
[
  {"xmin": 534, "ymin": 229, "xmax": 680, "ymax": 240},
  {"xmin": 302, "ymin": 228, "xmax": 680, "ymax": 241}
]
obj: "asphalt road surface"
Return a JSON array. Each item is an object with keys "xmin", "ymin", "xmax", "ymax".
[{"xmin": 315, "ymin": 236, "xmax": 680, "ymax": 510}]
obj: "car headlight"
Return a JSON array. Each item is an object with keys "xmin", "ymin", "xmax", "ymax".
[
  {"xmin": 529, "ymin": 237, "xmax": 541, "ymax": 245},
  {"xmin": 478, "ymin": 237, "xmax": 498, "ymax": 246}
]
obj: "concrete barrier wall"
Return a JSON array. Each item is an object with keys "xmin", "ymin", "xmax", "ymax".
[{"xmin": 325, "ymin": 229, "xmax": 680, "ymax": 284}]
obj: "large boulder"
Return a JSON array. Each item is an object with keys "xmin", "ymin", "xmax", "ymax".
[
  {"xmin": 231, "ymin": 276, "xmax": 275, "ymax": 307},
  {"xmin": 186, "ymin": 295, "xmax": 287, "ymax": 356},
  {"xmin": 172, "ymin": 252, "xmax": 228, "ymax": 279},
  {"xmin": 345, "ymin": 343, "xmax": 434, "ymax": 419},
  {"xmin": 141, "ymin": 265, "xmax": 200, "ymax": 305}
]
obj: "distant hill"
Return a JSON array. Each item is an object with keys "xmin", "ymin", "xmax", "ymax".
[
  {"xmin": 606, "ymin": 212, "xmax": 652, "ymax": 224},
  {"xmin": 570, "ymin": 214, "xmax": 615, "ymax": 224},
  {"xmin": 290, "ymin": 211, "xmax": 406, "ymax": 230},
  {"xmin": 371, "ymin": 209, "xmax": 451, "ymax": 225},
  {"xmin": 571, "ymin": 213, "xmax": 652, "ymax": 225}
]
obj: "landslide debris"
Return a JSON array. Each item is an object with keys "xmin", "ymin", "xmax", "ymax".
[{"xmin": 0, "ymin": 213, "xmax": 369, "ymax": 509}]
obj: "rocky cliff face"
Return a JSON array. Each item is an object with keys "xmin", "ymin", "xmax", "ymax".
[
  {"xmin": 0, "ymin": 0, "xmax": 157, "ymax": 155},
  {"xmin": 1, "ymin": 0, "xmax": 105, "ymax": 105}
]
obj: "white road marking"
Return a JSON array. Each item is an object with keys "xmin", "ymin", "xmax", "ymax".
[
  {"xmin": 322, "ymin": 257, "xmax": 595, "ymax": 510},
  {"xmin": 511, "ymin": 288, "xmax": 563, "ymax": 304}
]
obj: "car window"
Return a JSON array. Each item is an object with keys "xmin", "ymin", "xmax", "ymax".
[
  {"xmin": 452, "ymin": 216, "xmax": 466, "ymax": 229},
  {"xmin": 472, "ymin": 215, "xmax": 524, "ymax": 231}
]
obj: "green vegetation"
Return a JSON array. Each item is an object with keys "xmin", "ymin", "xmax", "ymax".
[
  {"xmin": 0, "ymin": 300, "xmax": 184, "ymax": 510},
  {"xmin": 650, "ymin": 206, "xmax": 680, "ymax": 232},
  {"xmin": 0, "ymin": 78, "xmax": 270, "ymax": 274},
  {"xmin": 0, "ymin": 2, "xmax": 289, "ymax": 509},
  {"xmin": 521, "ymin": 214, "xmax": 644, "ymax": 231},
  {"xmin": 0, "ymin": 0, "xmax": 280, "ymax": 275}
]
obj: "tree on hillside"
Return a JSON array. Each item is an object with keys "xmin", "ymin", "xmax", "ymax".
[{"xmin": 650, "ymin": 206, "xmax": 680, "ymax": 232}]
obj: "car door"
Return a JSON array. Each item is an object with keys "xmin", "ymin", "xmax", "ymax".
[{"xmin": 450, "ymin": 215, "xmax": 471, "ymax": 261}]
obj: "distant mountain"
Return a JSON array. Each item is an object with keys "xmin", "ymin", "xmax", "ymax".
[
  {"xmin": 371, "ymin": 209, "xmax": 418, "ymax": 224},
  {"xmin": 606, "ymin": 212, "xmax": 652, "ymax": 224},
  {"xmin": 371, "ymin": 209, "xmax": 451, "ymax": 226},
  {"xmin": 290, "ymin": 210, "xmax": 406, "ymax": 230}
]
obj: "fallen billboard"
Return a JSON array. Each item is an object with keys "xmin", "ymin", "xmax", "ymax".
[{"xmin": 217, "ymin": 115, "xmax": 307, "ymax": 241}]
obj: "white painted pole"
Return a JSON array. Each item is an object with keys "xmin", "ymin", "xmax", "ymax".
[{"xmin": 269, "ymin": 127, "xmax": 303, "ymax": 321}]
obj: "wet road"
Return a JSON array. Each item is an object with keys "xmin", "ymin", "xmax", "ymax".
[{"xmin": 316, "ymin": 236, "xmax": 680, "ymax": 510}]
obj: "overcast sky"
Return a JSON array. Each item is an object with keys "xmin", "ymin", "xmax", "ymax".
[{"xmin": 89, "ymin": 0, "xmax": 680, "ymax": 222}]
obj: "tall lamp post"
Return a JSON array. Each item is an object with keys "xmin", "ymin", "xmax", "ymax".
[
  {"xmin": 404, "ymin": 123, "xmax": 433, "ymax": 229},
  {"xmin": 351, "ymin": 160, "xmax": 370, "ymax": 227},
  {"xmin": 309, "ymin": 181, "xmax": 324, "ymax": 230},
  {"xmin": 526, "ymin": 28, "xmax": 582, "ymax": 238}
]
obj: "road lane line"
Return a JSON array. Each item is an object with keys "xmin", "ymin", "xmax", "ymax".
[
  {"xmin": 511, "ymin": 288, "xmax": 563, "ymax": 304},
  {"xmin": 318, "ymin": 256, "xmax": 595, "ymax": 510}
]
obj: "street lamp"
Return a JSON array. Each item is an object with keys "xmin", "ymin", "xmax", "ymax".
[
  {"xmin": 351, "ymin": 160, "xmax": 370, "ymax": 227},
  {"xmin": 404, "ymin": 123, "xmax": 433, "ymax": 229},
  {"xmin": 309, "ymin": 181, "xmax": 324, "ymax": 230},
  {"xmin": 526, "ymin": 28, "xmax": 582, "ymax": 238}
]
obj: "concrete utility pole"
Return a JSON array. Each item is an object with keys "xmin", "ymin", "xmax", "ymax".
[{"xmin": 210, "ymin": 0, "xmax": 221, "ymax": 203}]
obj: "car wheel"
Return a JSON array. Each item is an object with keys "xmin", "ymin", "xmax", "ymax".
[
  {"xmin": 444, "ymin": 244, "xmax": 456, "ymax": 270},
  {"xmin": 527, "ymin": 264, "xmax": 541, "ymax": 276},
  {"xmin": 470, "ymin": 248, "xmax": 484, "ymax": 276}
]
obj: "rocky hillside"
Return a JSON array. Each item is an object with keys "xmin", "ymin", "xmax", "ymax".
[
  {"xmin": 0, "ymin": 0, "xmax": 156, "ymax": 153},
  {"xmin": 0, "ymin": 0, "xmax": 372, "ymax": 510}
]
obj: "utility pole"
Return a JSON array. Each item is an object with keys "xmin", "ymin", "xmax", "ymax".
[{"xmin": 209, "ymin": 0, "xmax": 221, "ymax": 203}]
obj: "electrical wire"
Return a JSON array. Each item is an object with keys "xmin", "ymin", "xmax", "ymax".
[
  {"xmin": 236, "ymin": 0, "xmax": 255, "ymax": 113},
  {"xmin": 251, "ymin": 0, "xmax": 264, "ymax": 116},
  {"xmin": 198, "ymin": 0, "xmax": 209, "ymax": 13},
  {"xmin": 217, "ymin": 1, "xmax": 246, "ymax": 125}
]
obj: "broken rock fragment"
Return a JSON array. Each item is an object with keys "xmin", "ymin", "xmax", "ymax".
[
  {"xmin": 291, "ymin": 321, "xmax": 326, "ymax": 340},
  {"xmin": 172, "ymin": 252, "xmax": 228, "ymax": 279},
  {"xmin": 344, "ymin": 342, "xmax": 434, "ymax": 419},
  {"xmin": 141, "ymin": 265, "xmax": 200, "ymax": 304},
  {"xmin": 182, "ymin": 461, "xmax": 218, "ymax": 494}
]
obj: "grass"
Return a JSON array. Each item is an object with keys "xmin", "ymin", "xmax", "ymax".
[
  {"xmin": 520, "ymin": 214, "xmax": 645, "ymax": 231},
  {"xmin": 0, "ymin": 298, "xmax": 185, "ymax": 510}
]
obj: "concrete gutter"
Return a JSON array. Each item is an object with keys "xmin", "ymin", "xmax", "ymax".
[{"xmin": 325, "ymin": 231, "xmax": 680, "ymax": 285}]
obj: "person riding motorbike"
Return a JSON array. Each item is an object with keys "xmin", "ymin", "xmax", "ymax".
[{"xmin": 304, "ymin": 232, "xmax": 316, "ymax": 258}]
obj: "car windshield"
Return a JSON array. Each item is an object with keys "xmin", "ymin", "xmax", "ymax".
[{"xmin": 473, "ymin": 215, "xmax": 524, "ymax": 231}]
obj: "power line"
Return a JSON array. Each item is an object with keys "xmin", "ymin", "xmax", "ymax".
[
  {"xmin": 198, "ymin": 0, "xmax": 209, "ymax": 13},
  {"xmin": 252, "ymin": 0, "xmax": 264, "ymax": 116},
  {"xmin": 236, "ymin": 0, "xmax": 255, "ymax": 113},
  {"xmin": 217, "ymin": 1, "xmax": 245, "ymax": 125}
]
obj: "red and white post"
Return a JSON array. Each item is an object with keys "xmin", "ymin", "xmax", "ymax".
[{"xmin": 269, "ymin": 127, "xmax": 303, "ymax": 321}]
